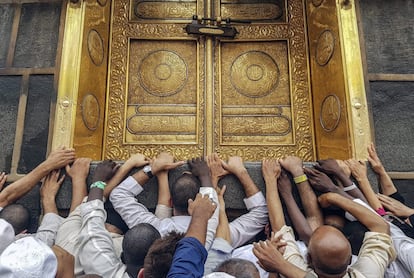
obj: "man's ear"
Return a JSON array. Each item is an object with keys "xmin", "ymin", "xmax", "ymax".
[{"xmin": 138, "ymin": 268, "xmax": 144, "ymax": 278}]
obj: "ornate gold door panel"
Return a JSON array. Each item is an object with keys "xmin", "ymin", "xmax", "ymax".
[
  {"xmin": 103, "ymin": 0, "xmax": 316, "ymax": 161},
  {"xmin": 214, "ymin": 0, "xmax": 314, "ymax": 160},
  {"xmin": 53, "ymin": 0, "xmax": 111, "ymax": 159},
  {"xmin": 305, "ymin": 0, "xmax": 371, "ymax": 159}
]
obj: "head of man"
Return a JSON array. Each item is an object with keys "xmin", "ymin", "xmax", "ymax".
[
  {"xmin": 122, "ymin": 223, "xmax": 161, "ymax": 278},
  {"xmin": 0, "ymin": 204, "xmax": 30, "ymax": 234},
  {"xmin": 214, "ymin": 258, "xmax": 260, "ymax": 278},
  {"xmin": 307, "ymin": 225, "xmax": 351, "ymax": 278},
  {"xmin": 171, "ymin": 173, "xmax": 200, "ymax": 215},
  {"xmin": 139, "ymin": 231, "xmax": 184, "ymax": 278}
]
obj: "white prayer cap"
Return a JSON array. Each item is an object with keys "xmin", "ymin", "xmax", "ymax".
[
  {"xmin": 0, "ymin": 219, "xmax": 14, "ymax": 254},
  {"xmin": 0, "ymin": 236, "xmax": 57, "ymax": 278},
  {"xmin": 204, "ymin": 272, "xmax": 235, "ymax": 278}
]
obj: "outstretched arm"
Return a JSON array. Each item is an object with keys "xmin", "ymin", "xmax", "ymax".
[
  {"xmin": 103, "ymin": 153, "xmax": 149, "ymax": 198},
  {"xmin": 346, "ymin": 159, "xmax": 385, "ymax": 215},
  {"xmin": 280, "ymin": 156, "xmax": 323, "ymax": 231},
  {"xmin": 206, "ymin": 153, "xmax": 229, "ymax": 188},
  {"xmin": 367, "ymin": 143, "xmax": 397, "ymax": 196},
  {"xmin": 319, "ymin": 192, "xmax": 389, "ymax": 234},
  {"xmin": 0, "ymin": 146, "xmax": 75, "ymax": 208},
  {"xmin": 222, "ymin": 156, "xmax": 259, "ymax": 197},
  {"xmin": 65, "ymin": 157, "xmax": 91, "ymax": 212},
  {"xmin": 262, "ymin": 159, "xmax": 284, "ymax": 231},
  {"xmin": 316, "ymin": 159, "xmax": 367, "ymax": 202},
  {"xmin": 278, "ymin": 172, "xmax": 312, "ymax": 244}
]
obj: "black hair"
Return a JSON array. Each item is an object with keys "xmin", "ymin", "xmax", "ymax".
[
  {"xmin": 122, "ymin": 223, "xmax": 161, "ymax": 277},
  {"xmin": 0, "ymin": 204, "xmax": 30, "ymax": 234},
  {"xmin": 171, "ymin": 173, "xmax": 200, "ymax": 214}
]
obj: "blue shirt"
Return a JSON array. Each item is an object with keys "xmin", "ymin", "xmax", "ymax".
[{"xmin": 167, "ymin": 237, "xmax": 208, "ymax": 278}]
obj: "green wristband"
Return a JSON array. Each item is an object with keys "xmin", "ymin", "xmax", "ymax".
[{"xmin": 90, "ymin": 181, "xmax": 106, "ymax": 190}]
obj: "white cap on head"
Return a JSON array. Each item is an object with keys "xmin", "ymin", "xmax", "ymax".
[
  {"xmin": 0, "ymin": 236, "xmax": 57, "ymax": 278},
  {"xmin": 204, "ymin": 272, "xmax": 235, "ymax": 278},
  {"xmin": 0, "ymin": 219, "xmax": 14, "ymax": 254}
]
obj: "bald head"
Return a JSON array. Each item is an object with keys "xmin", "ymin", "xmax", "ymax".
[{"xmin": 308, "ymin": 225, "xmax": 351, "ymax": 277}]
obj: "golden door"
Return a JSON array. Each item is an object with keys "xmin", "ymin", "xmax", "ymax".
[{"xmin": 54, "ymin": 0, "xmax": 371, "ymax": 161}]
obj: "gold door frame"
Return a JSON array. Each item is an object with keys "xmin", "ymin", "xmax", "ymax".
[{"xmin": 53, "ymin": 0, "xmax": 371, "ymax": 161}]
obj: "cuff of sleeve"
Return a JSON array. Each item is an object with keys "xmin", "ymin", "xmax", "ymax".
[
  {"xmin": 42, "ymin": 213, "xmax": 64, "ymax": 226},
  {"xmin": 80, "ymin": 199, "xmax": 106, "ymax": 219},
  {"xmin": 210, "ymin": 237, "xmax": 233, "ymax": 254},
  {"xmin": 200, "ymin": 187, "xmax": 218, "ymax": 203},
  {"xmin": 155, "ymin": 204, "xmax": 173, "ymax": 219},
  {"xmin": 243, "ymin": 191, "xmax": 265, "ymax": 210},
  {"xmin": 124, "ymin": 176, "xmax": 144, "ymax": 195}
]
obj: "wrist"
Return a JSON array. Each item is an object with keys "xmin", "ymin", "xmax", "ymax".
[
  {"xmin": 90, "ymin": 181, "xmax": 106, "ymax": 190},
  {"xmin": 290, "ymin": 168, "xmax": 304, "ymax": 177}
]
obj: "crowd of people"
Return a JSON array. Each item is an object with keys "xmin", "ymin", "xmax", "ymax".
[{"xmin": 0, "ymin": 143, "xmax": 413, "ymax": 277}]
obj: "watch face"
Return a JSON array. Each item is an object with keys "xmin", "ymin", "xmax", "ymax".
[{"xmin": 143, "ymin": 165, "xmax": 151, "ymax": 172}]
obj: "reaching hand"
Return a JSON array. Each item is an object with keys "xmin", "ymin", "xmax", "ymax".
[
  {"xmin": 126, "ymin": 153, "xmax": 149, "ymax": 168},
  {"xmin": 40, "ymin": 170, "xmax": 65, "ymax": 200},
  {"xmin": 0, "ymin": 172, "xmax": 7, "ymax": 191},
  {"xmin": 188, "ymin": 157, "xmax": 210, "ymax": 178},
  {"xmin": 92, "ymin": 160, "xmax": 119, "ymax": 183},
  {"xmin": 44, "ymin": 146, "xmax": 76, "ymax": 170},
  {"xmin": 345, "ymin": 159, "xmax": 367, "ymax": 181},
  {"xmin": 279, "ymin": 156, "xmax": 304, "ymax": 177},
  {"xmin": 206, "ymin": 153, "xmax": 229, "ymax": 184},
  {"xmin": 253, "ymin": 238, "xmax": 287, "ymax": 273},
  {"xmin": 367, "ymin": 143, "xmax": 385, "ymax": 173},
  {"xmin": 378, "ymin": 193, "xmax": 414, "ymax": 218},
  {"xmin": 187, "ymin": 193, "xmax": 217, "ymax": 219},
  {"xmin": 314, "ymin": 159, "xmax": 342, "ymax": 176},
  {"xmin": 262, "ymin": 159, "xmax": 281, "ymax": 182},
  {"xmin": 336, "ymin": 159, "xmax": 352, "ymax": 179},
  {"xmin": 304, "ymin": 167, "xmax": 337, "ymax": 193},
  {"xmin": 221, "ymin": 156, "xmax": 246, "ymax": 176},
  {"xmin": 278, "ymin": 171, "xmax": 293, "ymax": 197},
  {"xmin": 318, "ymin": 192, "xmax": 335, "ymax": 208},
  {"xmin": 65, "ymin": 158, "xmax": 91, "ymax": 183},
  {"xmin": 151, "ymin": 152, "xmax": 185, "ymax": 175}
]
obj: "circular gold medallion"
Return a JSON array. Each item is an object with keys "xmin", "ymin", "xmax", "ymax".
[
  {"xmin": 138, "ymin": 50, "xmax": 187, "ymax": 97},
  {"xmin": 320, "ymin": 94, "xmax": 341, "ymax": 132},
  {"xmin": 87, "ymin": 29, "xmax": 104, "ymax": 66},
  {"xmin": 81, "ymin": 93, "xmax": 100, "ymax": 131},
  {"xmin": 316, "ymin": 30, "xmax": 335, "ymax": 66},
  {"xmin": 230, "ymin": 51, "xmax": 279, "ymax": 98}
]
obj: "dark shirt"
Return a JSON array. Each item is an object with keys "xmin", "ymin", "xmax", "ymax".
[{"xmin": 167, "ymin": 237, "xmax": 208, "ymax": 278}]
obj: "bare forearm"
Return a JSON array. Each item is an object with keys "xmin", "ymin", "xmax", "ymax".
[
  {"xmin": 265, "ymin": 177, "xmax": 285, "ymax": 231},
  {"xmin": 42, "ymin": 197, "xmax": 58, "ymax": 214},
  {"xmin": 280, "ymin": 193, "xmax": 312, "ymax": 244},
  {"xmin": 216, "ymin": 209, "xmax": 231, "ymax": 243},
  {"xmin": 377, "ymin": 171, "xmax": 397, "ymax": 196},
  {"xmin": 186, "ymin": 217, "xmax": 209, "ymax": 245},
  {"xmin": 157, "ymin": 172, "xmax": 171, "ymax": 206},
  {"xmin": 236, "ymin": 170, "xmax": 259, "ymax": 197},
  {"xmin": 104, "ymin": 162, "xmax": 135, "ymax": 198},
  {"xmin": 70, "ymin": 177, "xmax": 87, "ymax": 212},
  {"xmin": 327, "ymin": 193, "xmax": 389, "ymax": 234},
  {"xmin": 0, "ymin": 163, "xmax": 50, "ymax": 207},
  {"xmin": 356, "ymin": 178, "xmax": 383, "ymax": 211},
  {"xmin": 296, "ymin": 181, "xmax": 323, "ymax": 230}
]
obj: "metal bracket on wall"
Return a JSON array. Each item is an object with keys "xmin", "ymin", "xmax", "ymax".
[{"xmin": 185, "ymin": 15, "xmax": 250, "ymax": 38}]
